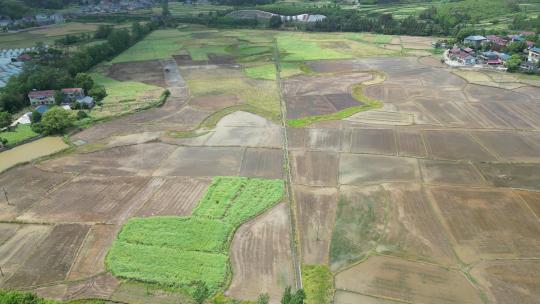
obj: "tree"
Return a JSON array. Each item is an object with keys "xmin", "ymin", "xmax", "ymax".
[
  {"xmin": 31, "ymin": 110, "xmax": 42, "ymax": 124},
  {"xmin": 505, "ymin": 54, "xmax": 522, "ymax": 72},
  {"xmin": 40, "ymin": 106, "xmax": 73, "ymax": 135},
  {"xmin": 107, "ymin": 29, "xmax": 132, "ymax": 53},
  {"xmin": 191, "ymin": 281, "xmax": 209, "ymax": 304},
  {"xmin": 257, "ymin": 293, "xmax": 270, "ymax": 304},
  {"xmin": 268, "ymin": 15, "xmax": 282, "ymax": 28},
  {"xmin": 94, "ymin": 24, "xmax": 113, "ymax": 39},
  {"xmin": 281, "ymin": 287, "xmax": 305, "ymax": 304},
  {"xmin": 162, "ymin": 0, "xmax": 170, "ymax": 17},
  {"xmin": 54, "ymin": 90, "xmax": 63, "ymax": 106},
  {"xmin": 0, "ymin": 111, "xmax": 12, "ymax": 128},
  {"xmin": 74, "ymin": 73, "xmax": 94, "ymax": 92},
  {"xmin": 281, "ymin": 286, "xmax": 292, "ymax": 304},
  {"xmin": 88, "ymin": 85, "xmax": 107, "ymax": 103},
  {"xmin": 77, "ymin": 110, "xmax": 88, "ymax": 120}
]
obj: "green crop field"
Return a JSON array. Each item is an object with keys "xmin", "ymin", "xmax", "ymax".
[
  {"xmin": 0, "ymin": 124, "xmax": 39, "ymax": 146},
  {"xmin": 111, "ymin": 30, "xmax": 190, "ymax": 63},
  {"xmin": 302, "ymin": 265, "xmax": 334, "ymax": 304},
  {"xmin": 107, "ymin": 176, "xmax": 285, "ymax": 294}
]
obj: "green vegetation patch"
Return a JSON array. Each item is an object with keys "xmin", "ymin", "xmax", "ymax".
[
  {"xmin": 0, "ymin": 124, "xmax": 39, "ymax": 146},
  {"xmin": 301, "ymin": 265, "xmax": 334, "ymax": 304},
  {"xmin": 244, "ymin": 64, "xmax": 276, "ymax": 80},
  {"xmin": 277, "ymin": 33, "xmax": 352, "ymax": 61},
  {"xmin": 112, "ymin": 29, "xmax": 190, "ymax": 63},
  {"xmin": 107, "ymin": 176, "xmax": 285, "ymax": 294},
  {"xmin": 187, "ymin": 45, "xmax": 229, "ymax": 61}
]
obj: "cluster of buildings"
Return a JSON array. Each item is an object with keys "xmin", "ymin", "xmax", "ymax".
[
  {"xmin": 28, "ymin": 88, "xmax": 95, "ymax": 109},
  {"xmin": 80, "ymin": 0, "xmax": 155, "ymax": 14},
  {"xmin": 0, "ymin": 48, "xmax": 37, "ymax": 88},
  {"xmin": 446, "ymin": 33, "xmax": 539, "ymax": 72},
  {"xmin": 228, "ymin": 10, "xmax": 327, "ymax": 23},
  {"xmin": 0, "ymin": 13, "xmax": 64, "ymax": 31}
]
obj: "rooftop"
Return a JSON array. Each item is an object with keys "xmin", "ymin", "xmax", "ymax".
[
  {"xmin": 28, "ymin": 90, "xmax": 55, "ymax": 98},
  {"xmin": 465, "ymin": 35, "xmax": 487, "ymax": 41}
]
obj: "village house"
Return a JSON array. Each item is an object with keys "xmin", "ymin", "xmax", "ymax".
[
  {"xmin": 529, "ymin": 47, "xmax": 540, "ymax": 64},
  {"xmin": 486, "ymin": 35, "xmax": 508, "ymax": 51},
  {"xmin": 449, "ymin": 47, "xmax": 476, "ymax": 65},
  {"xmin": 464, "ymin": 35, "xmax": 487, "ymax": 48},
  {"xmin": 28, "ymin": 90, "xmax": 55, "ymax": 106},
  {"xmin": 61, "ymin": 88, "xmax": 85, "ymax": 102}
]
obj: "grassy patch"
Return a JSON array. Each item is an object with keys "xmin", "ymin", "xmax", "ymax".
[
  {"xmin": 112, "ymin": 29, "xmax": 190, "ymax": 63},
  {"xmin": 302, "ymin": 265, "xmax": 334, "ymax": 304},
  {"xmin": 187, "ymin": 45, "xmax": 229, "ymax": 61},
  {"xmin": 0, "ymin": 124, "xmax": 39, "ymax": 146},
  {"xmin": 278, "ymin": 33, "xmax": 352, "ymax": 61},
  {"xmin": 244, "ymin": 64, "xmax": 276, "ymax": 80},
  {"xmin": 107, "ymin": 177, "xmax": 285, "ymax": 294}
]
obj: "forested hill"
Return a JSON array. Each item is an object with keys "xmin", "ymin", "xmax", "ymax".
[{"xmin": 0, "ymin": 0, "xmax": 79, "ymax": 18}]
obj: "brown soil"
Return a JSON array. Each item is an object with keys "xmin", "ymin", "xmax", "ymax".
[
  {"xmin": 349, "ymin": 128, "xmax": 396, "ymax": 155},
  {"xmin": 240, "ymin": 148, "xmax": 284, "ymax": 179},
  {"xmin": 306, "ymin": 128, "xmax": 342, "ymax": 151},
  {"xmin": 339, "ymin": 154, "xmax": 420, "ymax": 186},
  {"xmin": 420, "ymin": 160, "xmax": 486, "ymax": 186},
  {"xmin": 64, "ymin": 273, "xmax": 119, "ymax": 301},
  {"xmin": 227, "ymin": 203, "xmax": 295, "ymax": 304},
  {"xmin": 290, "ymin": 150, "xmax": 339, "ymax": 186},
  {"xmin": 476, "ymin": 163, "xmax": 540, "ymax": 191},
  {"xmin": 422, "ymin": 130, "xmax": 497, "ymax": 162},
  {"xmin": 189, "ymin": 94, "xmax": 243, "ymax": 111},
  {"xmin": 396, "ymin": 129, "xmax": 426, "ymax": 157},
  {"xmin": 108, "ymin": 60, "xmax": 166, "ymax": 87},
  {"xmin": 472, "ymin": 131, "xmax": 540, "ymax": 162},
  {"xmin": 306, "ymin": 60, "xmax": 370, "ymax": 73},
  {"xmin": 515, "ymin": 190, "xmax": 540, "ymax": 218}
]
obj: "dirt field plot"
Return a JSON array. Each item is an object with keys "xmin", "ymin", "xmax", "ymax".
[
  {"xmin": 472, "ymin": 131, "xmax": 540, "ymax": 162},
  {"xmin": 0, "ymin": 224, "xmax": 52, "ymax": 286},
  {"xmin": 414, "ymin": 98, "xmax": 481, "ymax": 128},
  {"xmin": 422, "ymin": 130, "xmax": 496, "ymax": 162},
  {"xmin": 282, "ymin": 73, "xmax": 371, "ymax": 97},
  {"xmin": 306, "ymin": 59, "xmax": 370, "ymax": 73},
  {"xmin": 349, "ymin": 128, "xmax": 396, "ymax": 155},
  {"xmin": 136, "ymin": 177, "xmax": 210, "ymax": 217},
  {"xmin": 0, "ymin": 223, "xmax": 19, "ymax": 244},
  {"xmin": 481, "ymin": 102, "xmax": 536, "ymax": 130},
  {"xmin": 420, "ymin": 160, "xmax": 486, "ymax": 186},
  {"xmin": 470, "ymin": 260, "xmax": 540, "ymax": 304},
  {"xmin": 334, "ymin": 291, "xmax": 401, "ymax": 304},
  {"xmin": 199, "ymin": 125, "xmax": 283, "ymax": 148},
  {"xmin": 418, "ymin": 56, "xmax": 447, "ymax": 68},
  {"xmin": 41, "ymin": 143, "xmax": 177, "ymax": 176},
  {"xmin": 462, "ymin": 103, "xmax": 514, "ymax": 129},
  {"xmin": 189, "ymin": 94, "xmax": 243, "ymax": 111},
  {"xmin": 428, "ymin": 186, "xmax": 540, "ymax": 263},
  {"xmin": 396, "ymin": 129, "xmax": 426, "ymax": 157},
  {"xmin": 227, "ymin": 203, "xmax": 295, "ymax": 303},
  {"xmin": 476, "ymin": 163, "xmax": 540, "ymax": 191},
  {"xmin": 286, "ymin": 95, "xmax": 348, "ymax": 119},
  {"xmin": 0, "ymin": 166, "xmax": 73, "ymax": 220},
  {"xmin": 335, "ymin": 256, "xmax": 483, "ymax": 304},
  {"xmin": 364, "ymin": 84, "xmax": 408, "ymax": 104},
  {"xmin": 240, "ymin": 148, "xmax": 283, "ymax": 179},
  {"xmin": 67, "ymin": 225, "xmax": 119, "ymax": 280},
  {"xmin": 153, "ymin": 146, "xmax": 244, "ymax": 177},
  {"xmin": 108, "ymin": 60, "xmax": 166, "ymax": 87},
  {"xmin": 18, "ymin": 176, "xmax": 150, "ymax": 223},
  {"xmin": 290, "ymin": 150, "xmax": 339, "ymax": 186},
  {"xmin": 64, "ymin": 273, "xmax": 119, "ymax": 301},
  {"xmin": 514, "ymin": 86, "xmax": 540, "ymax": 100},
  {"xmin": 307, "ymin": 128, "xmax": 342, "ymax": 151},
  {"xmin": 465, "ymin": 84, "xmax": 530, "ymax": 103},
  {"xmin": 515, "ymin": 190, "xmax": 540, "ymax": 218},
  {"xmin": 295, "ymin": 186, "xmax": 338, "ymax": 264},
  {"xmin": 4, "ymin": 224, "xmax": 90, "ymax": 288},
  {"xmin": 339, "ymin": 154, "xmax": 419, "ymax": 186},
  {"xmin": 287, "ymin": 128, "xmax": 306, "ymax": 149}
]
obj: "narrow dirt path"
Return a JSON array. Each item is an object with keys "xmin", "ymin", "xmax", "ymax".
[{"xmin": 273, "ymin": 38, "xmax": 302, "ymax": 289}]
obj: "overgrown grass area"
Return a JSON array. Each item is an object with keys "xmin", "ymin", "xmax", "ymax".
[
  {"xmin": 111, "ymin": 29, "xmax": 190, "ymax": 63},
  {"xmin": 244, "ymin": 64, "xmax": 276, "ymax": 80},
  {"xmin": 0, "ymin": 289, "xmax": 106, "ymax": 304},
  {"xmin": 0, "ymin": 124, "xmax": 39, "ymax": 146},
  {"xmin": 277, "ymin": 33, "xmax": 352, "ymax": 61},
  {"xmin": 107, "ymin": 176, "xmax": 285, "ymax": 294},
  {"xmin": 301, "ymin": 265, "xmax": 334, "ymax": 304}
]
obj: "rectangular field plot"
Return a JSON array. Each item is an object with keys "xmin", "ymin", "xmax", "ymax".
[
  {"xmin": 420, "ymin": 160, "xmax": 486, "ymax": 186},
  {"xmin": 0, "ymin": 224, "xmax": 52, "ymax": 285},
  {"xmin": 335, "ymin": 256, "xmax": 483, "ymax": 304},
  {"xmin": 307, "ymin": 128, "xmax": 342, "ymax": 151},
  {"xmin": 295, "ymin": 186, "xmax": 338, "ymax": 264},
  {"xmin": 470, "ymin": 260, "xmax": 540, "ymax": 304},
  {"xmin": 154, "ymin": 147, "xmax": 244, "ymax": 177},
  {"xmin": 339, "ymin": 154, "xmax": 419, "ymax": 186},
  {"xmin": 286, "ymin": 127, "xmax": 306, "ymax": 149},
  {"xmin": 240, "ymin": 148, "xmax": 283, "ymax": 179},
  {"xmin": 515, "ymin": 190, "xmax": 540, "ymax": 218},
  {"xmin": 18, "ymin": 176, "xmax": 151, "ymax": 223},
  {"xmin": 0, "ymin": 166, "xmax": 73, "ymax": 220},
  {"xmin": 396, "ymin": 129, "xmax": 426, "ymax": 158},
  {"xmin": 290, "ymin": 151, "xmax": 339, "ymax": 186},
  {"xmin": 477, "ymin": 163, "xmax": 540, "ymax": 191},
  {"xmin": 428, "ymin": 187, "xmax": 540, "ymax": 263},
  {"xmin": 4, "ymin": 224, "xmax": 90, "ymax": 288},
  {"xmin": 136, "ymin": 177, "xmax": 211, "ymax": 217},
  {"xmin": 350, "ymin": 128, "xmax": 396, "ymax": 155},
  {"xmin": 422, "ymin": 130, "xmax": 496, "ymax": 162},
  {"xmin": 472, "ymin": 131, "xmax": 540, "ymax": 162},
  {"xmin": 67, "ymin": 225, "xmax": 120, "ymax": 280},
  {"xmin": 334, "ymin": 291, "xmax": 401, "ymax": 304}
]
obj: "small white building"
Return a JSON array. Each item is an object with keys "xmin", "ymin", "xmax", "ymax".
[{"xmin": 529, "ymin": 47, "xmax": 540, "ymax": 64}]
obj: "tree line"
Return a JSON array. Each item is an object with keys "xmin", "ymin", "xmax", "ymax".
[{"xmin": 0, "ymin": 21, "xmax": 158, "ymax": 115}]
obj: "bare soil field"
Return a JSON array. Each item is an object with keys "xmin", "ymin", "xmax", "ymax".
[
  {"xmin": 227, "ymin": 203, "xmax": 295, "ymax": 303},
  {"xmin": 4, "ymin": 224, "xmax": 90, "ymax": 288},
  {"xmin": 239, "ymin": 148, "xmax": 283, "ymax": 179},
  {"xmin": 339, "ymin": 154, "xmax": 420, "ymax": 186},
  {"xmin": 470, "ymin": 260, "xmax": 540, "ymax": 304},
  {"xmin": 108, "ymin": 60, "xmax": 166, "ymax": 87},
  {"xmin": 420, "ymin": 160, "xmax": 486, "ymax": 186},
  {"xmin": 18, "ymin": 176, "xmax": 151, "ymax": 223},
  {"xmin": 515, "ymin": 190, "xmax": 540, "ymax": 218},
  {"xmin": 64, "ymin": 273, "xmax": 119, "ymax": 301},
  {"xmin": 423, "ymin": 130, "xmax": 496, "ymax": 162},
  {"xmin": 305, "ymin": 59, "xmax": 370, "ymax": 73},
  {"xmin": 335, "ymin": 255, "xmax": 483, "ymax": 304},
  {"xmin": 395, "ymin": 129, "xmax": 426, "ymax": 157},
  {"xmin": 476, "ymin": 163, "xmax": 540, "ymax": 191},
  {"xmin": 428, "ymin": 186, "xmax": 540, "ymax": 263},
  {"xmin": 472, "ymin": 131, "xmax": 540, "ymax": 162},
  {"xmin": 334, "ymin": 291, "xmax": 401, "ymax": 304},
  {"xmin": 363, "ymin": 84, "xmax": 409, "ymax": 104},
  {"xmin": 189, "ymin": 94, "xmax": 243, "ymax": 110},
  {"xmin": 290, "ymin": 150, "xmax": 339, "ymax": 186},
  {"xmin": 294, "ymin": 186, "xmax": 338, "ymax": 264},
  {"xmin": 306, "ymin": 128, "xmax": 342, "ymax": 151},
  {"xmin": 349, "ymin": 128, "xmax": 396, "ymax": 155}
]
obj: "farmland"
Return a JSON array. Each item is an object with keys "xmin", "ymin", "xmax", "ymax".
[{"xmin": 1, "ymin": 23, "xmax": 540, "ymax": 304}]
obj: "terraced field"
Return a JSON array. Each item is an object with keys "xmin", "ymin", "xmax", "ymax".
[{"xmin": 1, "ymin": 26, "xmax": 540, "ymax": 304}]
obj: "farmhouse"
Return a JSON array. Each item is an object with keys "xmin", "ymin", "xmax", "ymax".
[
  {"xmin": 449, "ymin": 48, "xmax": 476, "ymax": 65},
  {"xmin": 486, "ymin": 35, "xmax": 508, "ymax": 51},
  {"xmin": 529, "ymin": 47, "xmax": 540, "ymax": 64},
  {"xmin": 464, "ymin": 35, "xmax": 487, "ymax": 48},
  {"xmin": 28, "ymin": 90, "xmax": 55, "ymax": 106}
]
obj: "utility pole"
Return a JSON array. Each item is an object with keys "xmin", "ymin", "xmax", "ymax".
[{"xmin": 2, "ymin": 187, "xmax": 10, "ymax": 206}]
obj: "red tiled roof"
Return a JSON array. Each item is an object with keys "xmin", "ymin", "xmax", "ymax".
[
  {"xmin": 61, "ymin": 88, "xmax": 83, "ymax": 93},
  {"xmin": 28, "ymin": 90, "xmax": 55, "ymax": 98},
  {"xmin": 487, "ymin": 59, "xmax": 502, "ymax": 65}
]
